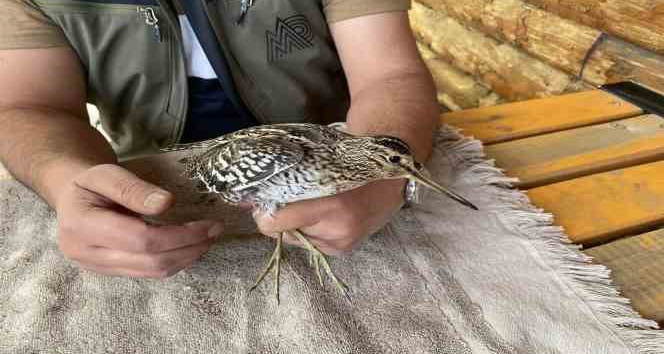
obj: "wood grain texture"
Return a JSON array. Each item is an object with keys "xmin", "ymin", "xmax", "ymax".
[
  {"xmin": 417, "ymin": 42, "xmax": 504, "ymax": 110},
  {"xmin": 585, "ymin": 228, "xmax": 664, "ymax": 323},
  {"xmin": 587, "ymin": 38, "xmax": 664, "ymax": 95},
  {"xmin": 409, "ymin": 2, "xmax": 578, "ymax": 102},
  {"xmin": 417, "ymin": 0, "xmax": 664, "ymax": 94},
  {"xmin": 485, "ymin": 115, "xmax": 664, "ymax": 188},
  {"xmin": 527, "ymin": 161, "xmax": 664, "ymax": 245},
  {"xmin": 441, "ymin": 90, "xmax": 643, "ymax": 144},
  {"xmin": 523, "ymin": 0, "xmax": 664, "ymax": 55},
  {"xmin": 417, "ymin": 0, "xmax": 597, "ymax": 76}
]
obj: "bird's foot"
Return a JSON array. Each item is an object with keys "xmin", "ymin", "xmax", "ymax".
[
  {"xmin": 249, "ymin": 232, "xmax": 284, "ymax": 304},
  {"xmin": 289, "ymin": 229, "xmax": 351, "ymax": 301}
]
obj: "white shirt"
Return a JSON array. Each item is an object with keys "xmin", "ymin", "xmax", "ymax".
[{"xmin": 178, "ymin": 15, "xmax": 217, "ymax": 80}]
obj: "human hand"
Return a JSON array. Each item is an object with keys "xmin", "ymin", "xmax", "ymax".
[
  {"xmin": 253, "ymin": 179, "xmax": 406, "ymax": 255},
  {"xmin": 55, "ymin": 164, "xmax": 224, "ymax": 278}
]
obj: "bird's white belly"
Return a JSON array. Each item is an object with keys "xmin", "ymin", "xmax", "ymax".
[
  {"xmin": 256, "ymin": 181, "xmax": 337, "ymax": 204},
  {"xmin": 254, "ymin": 168, "xmax": 358, "ymax": 206}
]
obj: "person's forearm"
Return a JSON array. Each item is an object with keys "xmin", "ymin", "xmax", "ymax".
[
  {"xmin": 345, "ymin": 68, "xmax": 439, "ymax": 162},
  {"xmin": 0, "ymin": 107, "xmax": 117, "ymax": 207}
]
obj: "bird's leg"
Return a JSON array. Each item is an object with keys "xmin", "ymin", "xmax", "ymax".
[
  {"xmin": 288, "ymin": 229, "xmax": 350, "ymax": 300},
  {"xmin": 313, "ymin": 253, "xmax": 323, "ymax": 287},
  {"xmin": 249, "ymin": 232, "xmax": 284, "ymax": 304}
]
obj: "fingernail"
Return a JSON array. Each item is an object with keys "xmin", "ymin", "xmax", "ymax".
[
  {"xmin": 144, "ymin": 191, "xmax": 170, "ymax": 209},
  {"xmin": 207, "ymin": 223, "xmax": 224, "ymax": 238}
]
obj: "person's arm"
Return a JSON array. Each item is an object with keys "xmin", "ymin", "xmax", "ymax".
[
  {"xmin": 254, "ymin": 12, "xmax": 439, "ymax": 254},
  {"xmin": 0, "ymin": 47, "xmax": 223, "ymax": 277},
  {"xmin": 0, "ymin": 47, "xmax": 115, "ymax": 205},
  {"xmin": 334, "ymin": 11, "xmax": 439, "ymax": 162}
]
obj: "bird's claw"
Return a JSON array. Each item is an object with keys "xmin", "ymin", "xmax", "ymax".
[
  {"xmin": 250, "ymin": 230, "xmax": 351, "ymax": 304},
  {"xmin": 289, "ymin": 229, "xmax": 351, "ymax": 301}
]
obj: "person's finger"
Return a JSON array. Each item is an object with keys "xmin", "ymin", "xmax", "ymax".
[
  {"xmin": 70, "ymin": 209, "xmax": 223, "ymax": 252},
  {"xmin": 263, "ymin": 232, "xmax": 302, "ymax": 247},
  {"xmin": 74, "ymin": 164, "xmax": 174, "ymax": 215},
  {"xmin": 80, "ymin": 238, "xmax": 216, "ymax": 276},
  {"xmin": 263, "ymin": 229, "xmax": 345, "ymax": 256},
  {"xmin": 78, "ymin": 255, "xmax": 200, "ymax": 279},
  {"xmin": 297, "ymin": 223, "xmax": 365, "ymax": 256},
  {"xmin": 253, "ymin": 196, "xmax": 340, "ymax": 235}
]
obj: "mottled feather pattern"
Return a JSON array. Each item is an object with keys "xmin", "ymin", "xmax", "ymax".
[
  {"xmin": 163, "ymin": 124, "xmax": 357, "ymax": 211},
  {"xmin": 161, "ymin": 123, "xmax": 445, "ymax": 214},
  {"xmin": 161, "ymin": 123, "xmax": 477, "ymax": 301}
]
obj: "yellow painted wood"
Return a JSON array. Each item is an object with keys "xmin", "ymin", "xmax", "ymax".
[
  {"xmin": 485, "ymin": 115, "xmax": 664, "ymax": 188},
  {"xmin": 441, "ymin": 90, "xmax": 643, "ymax": 144},
  {"xmin": 528, "ymin": 161, "xmax": 664, "ymax": 245},
  {"xmin": 0, "ymin": 163, "xmax": 10, "ymax": 181},
  {"xmin": 585, "ymin": 228, "xmax": 664, "ymax": 323}
]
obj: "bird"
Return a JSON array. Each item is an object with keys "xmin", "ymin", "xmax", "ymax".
[{"xmin": 163, "ymin": 123, "xmax": 477, "ymax": 303}]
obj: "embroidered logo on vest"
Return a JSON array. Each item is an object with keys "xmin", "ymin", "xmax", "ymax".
[{"xmin": 266, "ymin": 15, "xmax": 314, "ymax": 62}]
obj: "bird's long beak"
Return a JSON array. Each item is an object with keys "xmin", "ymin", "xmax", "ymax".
[{"xmin": 407, "ymin": 167, "xmax": 479, "ymax": 211}]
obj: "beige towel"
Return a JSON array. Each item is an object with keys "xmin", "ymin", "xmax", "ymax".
[{"xmin": 1, "ymin": 127, "xmax": 663, "ymax": 353}]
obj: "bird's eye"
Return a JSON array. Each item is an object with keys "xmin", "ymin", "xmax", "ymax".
[
  {"xmin": 414, "ymin": 161, "xmax": 423, "ymax": 170},
  {"xmin": 389, "ymin": 156, "xmax": 401, "ymax": 164}
]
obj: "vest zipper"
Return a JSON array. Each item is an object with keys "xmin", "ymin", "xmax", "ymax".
[
  {"xmin": 199, "ymin": 1, "xmax": 267, "ymax": 124},
  {"xmin": 137, "ymin": 6, "xmax": 162, "ymax": 42},
  {"xmin": 237, "ymin": 0, "xmax": 255, "ymax": 24}
]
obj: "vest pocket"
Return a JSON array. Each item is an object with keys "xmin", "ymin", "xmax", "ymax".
[{"xmin": 33, "ymin": 0, "xmax": 182, "ymax": 156}]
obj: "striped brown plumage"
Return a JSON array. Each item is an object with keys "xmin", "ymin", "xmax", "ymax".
[{"xmin": 164, "ymin": 123, "xmax": 476, "ymax": 302}]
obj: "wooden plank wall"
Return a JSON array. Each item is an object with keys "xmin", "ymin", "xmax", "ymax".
[{"xmin": 410, "ymin": 0, "xmax": 664, "ymax": 111}]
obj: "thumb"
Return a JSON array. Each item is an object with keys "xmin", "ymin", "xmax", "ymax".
[
  {"xmin": 253, "ymin": 198, "xmax": 327, "ymax": 235},
  {"xmin": 74, "ymin": 164, "xmax": 174, "ymax": 215}
]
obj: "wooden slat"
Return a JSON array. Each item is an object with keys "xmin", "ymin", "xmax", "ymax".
[
  {"xmin": 485, "ymin": 115, "xmax": 664, "ymax": 188},
  {"xmin": 441, "ymin": 90, "xmax": 642, "ymax": 144},
  {"xmin": 0, "ymin": 163, "xmax": 9, "ymax": 181},
  {"xmin": 585, "ymin": 228, "xmax": 664, "ymax": 324},
  {"xmin": 527, "ymin": 161, "xmax": 664, "ymax": 245}
]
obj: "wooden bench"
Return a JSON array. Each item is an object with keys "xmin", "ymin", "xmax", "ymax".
[{"xmin": 443, "ymin": 85, "xmax": 664, "ymax": 326}]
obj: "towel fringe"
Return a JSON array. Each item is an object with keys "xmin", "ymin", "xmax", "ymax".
[{"xmin": 425, "ymin": 125, "xmax": 664, "ymax": 353}]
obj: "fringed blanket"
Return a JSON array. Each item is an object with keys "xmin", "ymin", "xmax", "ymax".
[{"xmin": 1, "ymin": 127, "xmax": 663, "ymax": 353}]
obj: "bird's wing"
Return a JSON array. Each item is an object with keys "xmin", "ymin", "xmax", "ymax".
[
  {"xmin": 160, "ymin": 125, "xmax": 302, "ymax": 153},
  {"xmin": 270, "ymin": 123, "xmax": 349, "ymax": 146},
  {"xmin": 161, "ymin": 123, "xmax": 347, "ymax": 153},
  {"xmin": 160, "ymin": 138, "xmax": 227, "ymax": 153},
  {"xmin": 191, "ymin": 135, "xmax": 304, "ymax": 193}
]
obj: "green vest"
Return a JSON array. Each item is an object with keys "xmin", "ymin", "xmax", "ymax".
[{"xmin": 31, "ymin": 0, "xmax": 350, "ymax": 159}]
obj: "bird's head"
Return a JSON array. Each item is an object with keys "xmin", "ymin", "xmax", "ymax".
[
  {"xmin": 354, "ymin": 136, "xmax": 447, "ymax": 194},
  {"xmin": 339, "ymin": 135, "xmax": 478, "ymax": 210}
]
